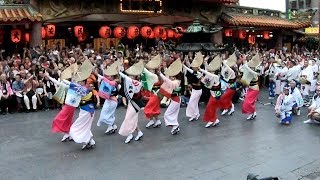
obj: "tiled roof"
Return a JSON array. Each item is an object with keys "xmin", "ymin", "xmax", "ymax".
[
  {"xmin": 201, "ymin": 0, "xmax": 239, "ymax": 4},
  {"xmin": 0, "ymin": 5, "xmax": 42, "ymax": 22},
  {"xmin": 221, "ymin": 12, "xmax": 311, "ymax": 29}
]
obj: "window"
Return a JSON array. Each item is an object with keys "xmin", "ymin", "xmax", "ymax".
[
  {"xmin": 306, "ymin": 0, "xmax": 311, "ymax": 8},
  {"xmin": 290, "ymin": 1, "xmax": 297, "ymax": 9},
  {"xmin": 298, "ymin": 0, "xmax": 304, "ymax": 9}
]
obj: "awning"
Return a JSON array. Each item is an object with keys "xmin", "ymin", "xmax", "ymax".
[
  {"xmin": 199, "ymin": 0, "xmax": 239, "ymax": 4},
  {"xmin": 221, "ymin": 12, "xmax": 311, "ymax": 29},
  {"xmin": 0, "ymin": 5, "xmax": 42, "ymax": 22}
]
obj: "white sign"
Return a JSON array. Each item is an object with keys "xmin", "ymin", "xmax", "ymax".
[{"xmin": 240, "ymin": 0, "xmax": 286, "ymax": 12}]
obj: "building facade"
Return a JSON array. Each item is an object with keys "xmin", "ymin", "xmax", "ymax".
[
  {"xmin": 0, "ymin": 0, "xmax": 315, "ymax": 52},
  {"xmin": 289, "ymin": 0, "xmax": 319, "ymax": 25}
]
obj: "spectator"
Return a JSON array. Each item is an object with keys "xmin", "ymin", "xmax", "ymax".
[
  {"xmin": 12, "ymin": 74, "xmax": 24, "ymax": 112},
  {"xmin": 0, "ymin": 73, "xmax": 14, "ymax": 114},
  {"xmin": 23, "ymin": 73, "xmax": 38, "ymax": 112}
]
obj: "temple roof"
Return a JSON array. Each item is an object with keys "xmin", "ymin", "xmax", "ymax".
[{"xmin": 0, "ymin": 5, "xmax": 42, "ymax": 22}]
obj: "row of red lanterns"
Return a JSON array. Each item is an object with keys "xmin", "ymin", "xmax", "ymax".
[
  {"xmin": 41, "ymin": 24, "xmax": 184, "ymax": 41},
  {"xmin": 224, "ymin": 29, "xmax": 271, "ymax": 40}
]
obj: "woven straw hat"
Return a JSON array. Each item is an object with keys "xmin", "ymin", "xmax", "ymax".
[
  {"xmin": 125, "ymin": 60, "xmax": 144, "ymax": 76},
  {"xmin": 104, "ymin": 62, "xmax": 119, "ymax": 76},
  {"xmin": 190, "ymin": 52, "xmax": 204, "ymax": 68},
  {"xmin": 73, "ymin": 59, "xmax": 94, "ymax": 82},
  {"xmin": 225, "ymin": 53, "xmax": 237, "ymax": 67},
  {"xmin": 145, "ymin": 54, "xmax": 161, "ymax": 69},
  {"xmin": 248, "ymin": 53, "xmax": 261, "ymax": 68},
  {"xmin": 164, "ymin": 58, "xmax": 182, "ymax": 77},
  {"xmin": 207, "ymin": 55, "xmax": 222, "ymax": 72},
  {"xmin": 60, "ymin": 63, "xmax": 78, "ymax": 80}
]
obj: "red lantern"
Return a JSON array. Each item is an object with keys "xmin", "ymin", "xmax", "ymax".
[
  {"xmin": 248, "ymin": 35, "xmax": 256, "ymax": 44},
  {"xmin": 99, "ymin": 26, "xmax": 112, "ymax": 38},
  {"xmin": 25, "ymin": 33, "xmax": 30, "ymax": 42},
  {"xmin": 11, "ymin": 29, "xmax": 21, "ymax": 43},
  {"xmin": 153, "ymin": 26, "xmax": 165, "ymax": 38},
  {"xmin": 161, "ymin": 30, "xmax": 167, "ymax": 40},
  {"xmin": 167, "ymin": 29, "xmax": 175, "ymax": 39},
  {"xmin": 46, "ymin": 24, "xmax": 56, "ymax": 37},
  {"xmin": 174, "ymin": 32, "xmax": 183, "ymax": 39},
  {"xmin": 238, "ymin": 30, "xmax": 246, "ymax": 39},
  {"xmin": 224, "ymin": 29, "xmax": 232, "ymax": 37},
  {"xmin": 74, "ymin": 26, "xmax": 84, "ymax": 38},
  {"xmin": 41, "ymin": 27, "xmax": 46, "ymax": 38},
  {"xmin": 127, "ymin": 26, "xmax": 140, "ymax": 39},
  {"xmin": 141, "ymin": 26, "xmax": 153, "ymax": 39},
  {"xmin": 78, "ymin": 35, "xmax": 86, "ymax": 42},
  {"xmin": 113, "ymin": 26, "xmax": 126, "ymax": 39},
  {"xmin": 263, "ymin": 31, "xmax": 270, "ymax": 40},
  {"xmin": 149, "ymin": 31, "xmax": 155, "ymax": 39}
]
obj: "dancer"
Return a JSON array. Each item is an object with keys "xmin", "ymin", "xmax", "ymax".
[
  {"xmin": 300, "ymin": 59, "xmax": 313, "ymax": 106},
  {"xmin": 96, "ymin": 62, "xmax": 120, "ymax": 134},
  {"xmin": 200, "ymin": 55, "xmax": 222, "ymax": 128},
  {"xmin": 118, "ymin": 61, "xmax": 145, "ymax": 143},
  {"xmin": 183, "ymin": 52, "xmax": 203, "ymax": 122},
  {"xmin": 159, "ymin": 59, "xmax": 182, "ymax": 134},
  {"xmin": 220, "ymin": 53, "xmax": 237, "ymax": 116},
  {"xmin": 142, "ymin": 55, "xmax": 162, "ymax": 128},
  {"xmin": 240, "ymin": 53, "xmax": 261, "ymax": 120},
  {"xmin": 68, "ymin": 80, "xmax": 96, "ymax": 149}
]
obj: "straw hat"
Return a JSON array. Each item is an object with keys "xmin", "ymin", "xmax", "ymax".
[
  {"xmin": 164, "ymin": 58, "xmax": 182, "ymax": 77},
  {"xmin": 73, "ymin": 59, "xmax": 94, "ymax": 82},
  {"xmin": 145, "ymin": 54, "xmax": 161, "ymax": 69},
  {"xmin": 225, "ymin": 53, "xmax": 237, "ymax": 67},
  {"xmin": 60, "ymin": 63, "xmax": 78, "ymax": 80},
  {"xmin": 104, "ymin": 62, "xmax": 119, "ymax": 76},
  {"xmin": 125, "ymin": 60, "xmax": 144, "ymax": 76},
  {"xmin": 190, "ymin": 52, "xmax": 204, "ymax": 68},
  {"xmin": 207, "ymin": 55, "xmax": 222, "ymax": 72},
  {"xmin": 247, "ymin": 53, "xmax": 261, "ymax": 68}
]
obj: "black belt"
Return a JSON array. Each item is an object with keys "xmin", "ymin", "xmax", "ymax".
[{"xmin": 192, "ymin": 85, "xmax": 202, "ymax": 90}]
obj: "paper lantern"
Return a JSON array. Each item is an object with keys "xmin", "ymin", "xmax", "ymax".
[
  {"xmin": 263, "ymin": 31, "xmax": 270, "ymax": 40},
  {"xmin": 141, "ymin": 26, "xmax": 153, "ymax": 39},
  {"xmin": 224, "ymin": 29, "xmax": 232, "ymax": 37},
  {"xmin": 46, "ymin": 24, "xmax": 56, "ymax": 37},
  {"xmin": 25, "ymin": 33, "xmax": 30, "ymax": 42},
  {"xmin": 74, "ymin": 26, "xmax": 84, "ymax": 38},
  {"xmin": 149, "ymin": 31, "xmax": 155, "ymax": 39},
  {"xmin": 41, "ymin": 27, "xmax": 46, "ymax": 38},
  {"xmin": 78, "ymin": 35, "xmax": 86, "ymax": 42},
  {"xmin": 167, "ymin": 29, "xmax": 175, "ymax": 39},
  {"xmin": 127, "ymin": 26, "xmax": 140, "ymax": 39},
  {"xmin": 11, "ymin": 29, "xmax": 21, "ymax": 43},
  {"xmin": 174, "ymin": 32, "xmax": 183, "ymax": 39},
  {"xmin": 248, "ymin": 35, "xmax": 256, "ymax": 44},
  {"xmin": 161, "ymin": 30, "xmax": 167, "ymax": 40},
  {"xmin": 238, "ymin": 30, "xmax": 246, "ymax": 39},
  {"xmin": 153, "ymin": 26, "xmax": 165, "ymax": 38},
  {"xmin": 113, "ymin": 26, "xmax": 126, "ymax": 39},
  {"xmin": 99, "ymin": 26, "xmax": 112, "ymax": 38}
]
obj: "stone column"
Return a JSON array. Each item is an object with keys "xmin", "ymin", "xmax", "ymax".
[
  {"xmin": 276, "ymin": 30, "xmax": 283, "ymax": 50},
  {"xmin": 30, "ymin": 22, "xmax": 42, "ymax": 48},
  {"xmin": 212, "ymin": 30, "xmax": 223, "ymax": 45}
]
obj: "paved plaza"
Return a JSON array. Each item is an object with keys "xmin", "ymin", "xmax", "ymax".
[{"xmin": 1, "ymin": 91, "xmax": 320, "ymax": 180}]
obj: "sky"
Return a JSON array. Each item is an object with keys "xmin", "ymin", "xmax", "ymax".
[{"xmin": 239, "ymin": 0, "xmax": 286, "ymax": 12}]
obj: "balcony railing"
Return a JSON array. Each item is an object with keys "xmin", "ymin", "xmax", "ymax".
[{"xmin": 0, "ymin": 0, "xmax": 30, "ymax": 5}]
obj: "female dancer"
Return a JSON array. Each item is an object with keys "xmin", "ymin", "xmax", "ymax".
[
  {"xmin": 240, "ymin": 53, "xmax": 261, "ymax": 120},
  {"xmin": 159, "ymin": 59, "xmax": 182, "ymax": 134},
  {"xmin": 183, "ymin": 52, "xmax": 203, "ymax": 122},
  {"xmin": 118, "ymin": 61, "xmax": 145, "ymax": 143},
  {"xmin": 96, "ymin": 62, "xmax": 120, "ymax": 134}
]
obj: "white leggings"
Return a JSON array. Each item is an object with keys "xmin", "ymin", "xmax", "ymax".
[{"xmin": 24, "ymin": 95, "xmax": 37, "ymax": 110}]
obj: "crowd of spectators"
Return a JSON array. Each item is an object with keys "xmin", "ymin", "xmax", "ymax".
[{"xmin": 0, "ymin": 42, "xmax": 319, "ymax": 115}]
